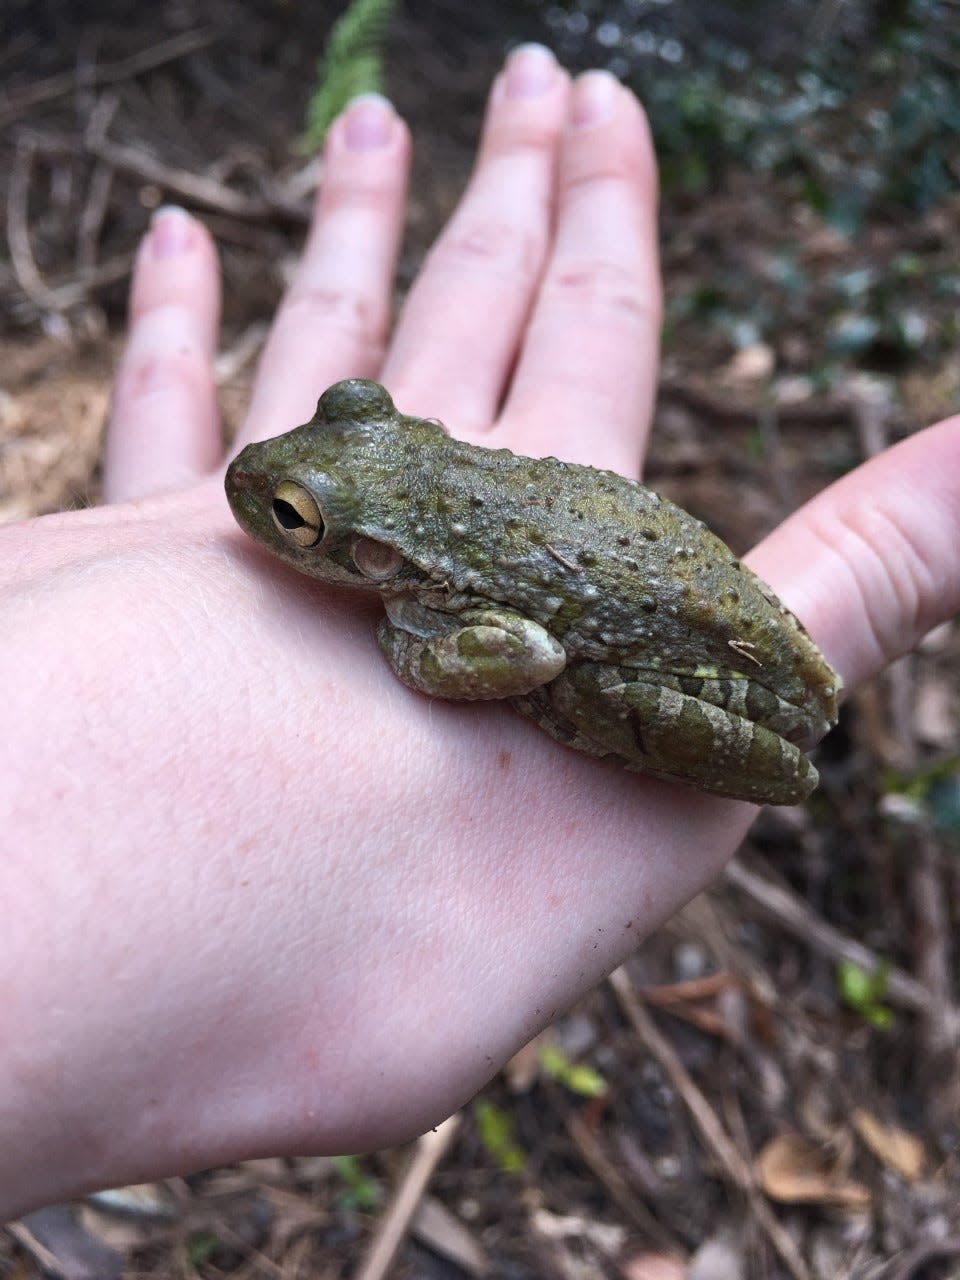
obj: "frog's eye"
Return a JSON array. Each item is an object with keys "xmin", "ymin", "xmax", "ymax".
[{"xmin": 271, "ymin": 480, "xmax": 324, "ymax": 548}]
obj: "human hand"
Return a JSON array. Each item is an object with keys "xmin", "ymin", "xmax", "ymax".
[{"xmin": 2, "ymin": 47, "xmax": 958, "ymax": 1217}]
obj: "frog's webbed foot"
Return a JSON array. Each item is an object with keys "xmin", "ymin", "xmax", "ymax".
[
  {"xmin": 377, "ymin": 610, "xmax": 566, "ymax": 701},
  {"xmin": 519, "ymin": 663, "xmax": 818, "ymax": 806}
]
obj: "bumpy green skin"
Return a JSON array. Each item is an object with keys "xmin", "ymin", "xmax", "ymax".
[{"xmin": 225, "ymin": 379, "xmax": 841, "ymax": 804}]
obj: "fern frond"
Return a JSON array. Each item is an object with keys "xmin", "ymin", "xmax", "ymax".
[{"xmin": 303, "ymin": 0, "xmax": 396, "ymax": 149}]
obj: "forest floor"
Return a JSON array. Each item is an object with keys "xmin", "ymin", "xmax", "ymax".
[{"xmin": 2, "ymin": 3, "xmax": 959, "ymax": 1278}]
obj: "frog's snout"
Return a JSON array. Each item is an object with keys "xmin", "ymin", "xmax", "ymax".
[
  {"xmin": 224, "ymin": 451, "xmax": 271, "ymax": 530},
  {"xmin": 226, "ymin": 448, "xmax": 259, "ymax": 491}
]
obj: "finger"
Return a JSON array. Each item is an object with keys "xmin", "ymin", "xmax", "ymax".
[
  {"xmin": 237, "ymin": 95, "xmax": 410, "ymax": 448},
  {"xmin": 747, "ymin": 415, "xmax": 960, "ymax": 690},
  {"xmin": 382, "ymin": 45, "xmax": 570, "ymax": 432},
  {"xmin": 499, "ymin": 72, "xmax": 661, "ymax": 474},
  {"xmin": 105, "ymin": 206, "xmax": 221, "ymax": 502}
]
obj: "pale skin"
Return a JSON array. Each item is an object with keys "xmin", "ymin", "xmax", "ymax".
[{"xmin": 1, "ymin": 48, "xmax": 958, "ymax": 1220}]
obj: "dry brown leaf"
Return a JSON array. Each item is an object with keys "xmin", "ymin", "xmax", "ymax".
[
  {"xmin": 755, "ymin": 1133, "xmax": 870, "ymax": 1209},
  {"xmin": 852, "ymin": 1109, "xmax": 925, "ymax": 1181}
]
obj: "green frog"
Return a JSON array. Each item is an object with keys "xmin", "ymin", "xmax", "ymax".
[{"xmin": 225, "ymin": 379, "xmax": 840, "ymax": 804}]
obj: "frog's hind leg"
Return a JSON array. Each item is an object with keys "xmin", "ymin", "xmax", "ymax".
[
  {"xmin": 653, "ymin": 672, "xmax": 827, "ymax": 750},
  {"xmin": 527, "ymin": 664, "xmax": 818, "ymax": 806},
  {"xmin": 511, "ymin": 686, "xmax": 612, "ymax": 761}
]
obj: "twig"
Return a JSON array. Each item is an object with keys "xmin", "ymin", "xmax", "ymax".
[
  {"xmin": 4, "ymin": 1222, "xmax": 64, "ymax": 1277},
  {"xmin": 354, "ymin": 1114, "xmax": 461, "ymax": 1280},
  {"xmin": 6, "ymin": 251, "xmax": 134, "ymax": 323},
  {"xmin": 658, "ymin": 377, "xmax": 854, "ymax": 426},
  {"xmin": 75, "ymin": 97, "xmax": 118, "ymax": 278},
  {"xmin": 887, "ymin": 1236, "xmax": 960, "ymax": 1280},
  {"xmin": 561, "ymin": 1103, "xmax": 678, "ymax": 1250},
  {"xmin": 610, "ymin": 968, "xmax": 752, "ymax": 1193},
  {"xmin": 609, "ymin": 966, "xmax": 812, "ymax": 1280},
  {"xmin": 724, "ymin": 858, "xmax": 960, "ymax": 1039},
  {"xmin": 85, "ymin": 133, "xmax": 311, "ymax": 221},
  {"xmin": 87, "ymin": 134, "xmax": 272, "ymax": 218},
  {"xmin": 80, "ymin": 93, "xmax": 308, "ymax": 221},
  {"xmin": 206, "ymin": 1221, "xmax": 286, "ymax": 1279},
  {"xmin": 850, "ymin": 381, "xmax": 889, "ymax": 461},
  {"xmin": 642, "ymin": 973, "xmax": 736, "ymax": 1002},
  {"xmin": 639, "ymin": 972, "xmax": 740, "ymax": 1040},
  {"xmin": 19, "ymin": 120, "xmax": 311, "ymax": 225},
  {"xmin": 5, "ymin": 130, "xmax": 134, "ymax": 319},
  {"xmin": 0, "ymin": 28, "xmax": 217, "ymax": 126},
  {"xmin": 7, "ymin": 138, "xmax": 65, "ymax": 312},
  {"xmin": 77, "ymin": 159, "xmax": 115, "ymax": 276},
  {"xmin": 678, "ymin": 894, "xmax": 782, "ymax": 1013},
  {"xmin": 912, "ymin": 830, "xmax": 956, "ymax": 1060}
]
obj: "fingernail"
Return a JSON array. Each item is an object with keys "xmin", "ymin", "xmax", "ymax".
[
  {"xmin": 343, "ymin": 93, "xmax": 395, "ymax": 151},
  {"xmin": 571, "ymin": 70, "xmax": 619, "ymax": 127},
  {"xmin": 150, "ymin": 205, "xmax": 193, "ymax": 258},
  {"xmin": 504, "ymin": 43, "xmax": 556, "ymax": 98}
]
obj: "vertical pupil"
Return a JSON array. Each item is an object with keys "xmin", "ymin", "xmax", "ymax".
[{"xmin": 273, "ymin": 499, "xmax": 306, "ymax": 530}]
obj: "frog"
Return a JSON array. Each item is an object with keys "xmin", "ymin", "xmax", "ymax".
[{"xmin": 225, "ymin": 378, "xmax": 840, "ymax": 805}]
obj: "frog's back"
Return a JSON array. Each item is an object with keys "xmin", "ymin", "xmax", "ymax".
[
  {"xmin": 364, "ymin": 435, "xmax": 831, "ymax": 724},
  {"xmin": 388, "ymin": 435, "xmax": 733, "ymax": 625}
]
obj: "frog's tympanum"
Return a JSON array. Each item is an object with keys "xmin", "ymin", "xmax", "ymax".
[{"xmin": 226, "ymin": 380, "xmax": 840, "ymax": 804}]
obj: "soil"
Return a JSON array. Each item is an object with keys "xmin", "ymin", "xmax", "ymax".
[{"xmin": 2, "ymin": 3, "xmax": 959, "ymax": 1278}]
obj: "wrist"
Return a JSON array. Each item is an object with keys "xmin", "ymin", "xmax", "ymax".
[{"xmin": 0, "ymin": 478, "xmax": 246, "ymax": 1215}]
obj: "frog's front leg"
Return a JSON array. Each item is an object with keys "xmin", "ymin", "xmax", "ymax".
[
  {"xmin": 519, "ymin": 662, "xmax": 818, "ymax": 805},
  {"xmin": 377, "ymin": 604, "xmax": 567, "ymax": 701}
]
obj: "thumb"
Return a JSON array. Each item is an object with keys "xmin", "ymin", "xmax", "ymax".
[{"xmin": 746, "ymin": 414, "xmax": 960, "ymax": 692}]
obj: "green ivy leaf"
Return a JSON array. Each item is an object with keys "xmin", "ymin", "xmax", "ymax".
[
  {"xmin": 333, "ymin": 1153, "xmax": 381, "ymax": 1210},
  {"xmin": 837, "ymin": 958, "xmax": 895, "ymax": 1030},
  {"xmin": 187, "ymin": 1233, "xmax": 220, "ymax": 1268},
  {"xmin": 538, "ymin": 1043, "xmax": 608, "ymax": 1098},
  {"xmin": 474, "ymin": 1100, "xmax": 526, "ymax": 1173}
]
